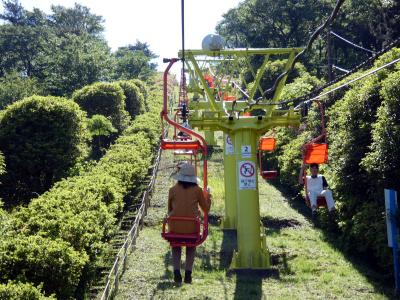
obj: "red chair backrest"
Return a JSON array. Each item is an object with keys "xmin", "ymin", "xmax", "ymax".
[
  {"xmin": 304, "ymin": 143, "xmax": 328, "ymax": 164},
  {"xmin": 259, "ymin": 137, "xmax": 276, "ymax": 151}
]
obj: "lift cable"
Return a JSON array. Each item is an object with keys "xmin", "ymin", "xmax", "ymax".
[
  {"xmin": 293, "ymin": 56, "xmax": 400, "ymax": 109},
  {"xmin": 332, "ymin": 64, "xmax": 350, "ymax": 73},
  {"xmin": 181, "ymin": 0, "xmax": 185, "ymax": 72},
  {"xmin": 330, "ymin": 31, "xmax": 376, "ymax": 54},
  {"xmin": 254, "ymin": 0, "xmax": 346, "ymax": 105},
  {"xmin": 278, "ymin": 36, "xmax": 400, "ymax": 108},
  {"xmin": 240, "ymin": 55, "xmax": 400, "ymax": 109}
]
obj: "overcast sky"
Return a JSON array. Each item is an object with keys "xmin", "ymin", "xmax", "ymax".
[{"xmin": 13, "ymin": 0, "xmax": 243, "ymax": 72}]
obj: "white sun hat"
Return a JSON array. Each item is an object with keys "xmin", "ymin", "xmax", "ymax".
[{"xmin": 171, "ymin": 162, "xmax": 199, "ymax": 184}]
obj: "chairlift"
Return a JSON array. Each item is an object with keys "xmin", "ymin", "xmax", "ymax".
[
  {"xmin": 258, "ymin": 137, "xmax": 278, "ymax": 180},
  {"xmin": 301, "ymin": 100, "xmax": 328, "ymax": 208}
]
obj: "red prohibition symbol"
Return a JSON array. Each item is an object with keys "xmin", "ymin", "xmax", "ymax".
[{"xmin": 240, "ymin": 163, "xmax": 255, "ymax": 177}]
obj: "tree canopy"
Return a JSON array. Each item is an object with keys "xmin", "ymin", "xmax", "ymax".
[{"xmin": 0, "ymin": 1, "xmax": 157, "ymax": 98}]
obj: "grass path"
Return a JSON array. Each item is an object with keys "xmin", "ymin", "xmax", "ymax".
[{"xmin": 115, "ymin": 148, "xmax": 391, "ymax": 299}]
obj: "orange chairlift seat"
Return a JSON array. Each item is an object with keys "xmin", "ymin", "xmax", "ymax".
[
  {"xmin": 258, "ymin": 137, "xmax": 278, "ymax": 180},
  {"xmin": 160, "ymin": 60, "xmax": 209, "ymax": 247},
  {"xmin": 302, "ymin": 100, "xmax": 328, "ymax": 208}
]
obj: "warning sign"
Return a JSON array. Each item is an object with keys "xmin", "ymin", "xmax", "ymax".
[
  {"xmin": 238, "ymin": 161, "xmax": 256, "ymax": 190},
  {"xmin": 241, "ymin": 145, "xmax": 251, "ymax": 158},
  {"xmin": 225, "ymin": 134, "xmax": 234, "ymax": 155}
]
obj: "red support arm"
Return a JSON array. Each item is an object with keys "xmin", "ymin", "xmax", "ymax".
[{"xmin": 161, "ymin": 59, "xmax": 208, "ymax": 191}]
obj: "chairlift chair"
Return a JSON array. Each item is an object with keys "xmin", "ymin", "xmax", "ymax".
[
  {"xmin": 258, "ymin": 137, "xmax": 278, "ymax": 180},
  {"xmin": 301, "ymin": 100, "xmax": 329, "ymax": 208},
  {"xmin": 161, "ymin": 61, "xmax": 209, "ymax": 247}
]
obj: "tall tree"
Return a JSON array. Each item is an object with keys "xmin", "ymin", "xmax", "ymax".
[
  {"xmin": 113, "ymin": 40, "xmax": 157, "ymax": 80},
  {"xmin": 48, "ymin": 3, "xmax": 104, "ymax": 37}
]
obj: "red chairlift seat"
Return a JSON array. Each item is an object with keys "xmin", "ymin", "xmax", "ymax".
[
  {"xmin": 161, "ymin": 214, "xmax": 208, "ymax": 247},
  {"xmin": 258, "ymin": 137, "xmax": 278, "ymax": 180},
  {"xmin": 261, "ymin": 170, "xmax": 278, "ymax": 180},
  {"xmin": 161, "ymin": 139, "xmax": 202, "ymax": 151}
]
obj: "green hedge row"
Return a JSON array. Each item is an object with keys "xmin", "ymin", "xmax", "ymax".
[
  {"xmin": 0, "ymin": 281, "xmax": 54, "ymax": 300},
  {"xmin": 273, "ymin": 48, "xmax": 400, "ymax": 272},
  {"xmin": 0, "ymin": 79, "xmax": 162, "ymax": 298},
  {"xmin": 0, "ymin": 96, "xmax": 89, "ymax": 205}
]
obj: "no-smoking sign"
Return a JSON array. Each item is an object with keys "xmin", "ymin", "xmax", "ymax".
[
  {"xmin": 240, "ymin": 162, "xmax": 255, "ymax": 177},
  {"xmin": 238, "ymin": 161, "xmax": 256, "ymax": 190}
]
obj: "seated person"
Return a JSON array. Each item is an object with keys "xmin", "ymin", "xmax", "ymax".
[
  {"xmin": 298, "ymin": 163, "xmax": 336, "ymax": 216},
  {"xmin": 168, "ymin": 162, "xmax": 211, "ymax": 284},
  {"xmin": 177, "ymin": 120, "xmax": 191, "ymax": 139}
]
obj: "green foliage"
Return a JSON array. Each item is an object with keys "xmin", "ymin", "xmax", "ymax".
[
  {"xmin": 274, "ymin": 48, "xmax": 400, "ymax": 272},
  {"xmin": 0, "ymin": 95, "xmax": 89, "ymax": 205},
  {"xmin": 129, "ymin": 78, "xmax": 149, "ymax": 100},
  {"xmin": 87, "ymin": 114, "xmax": 117, "ymax": 160},
  {"xmin": 361, "ymin": 70, "xmax": 400, "ymax": 190},
  {"xmin": 49, "ymin": 3, "xmax": 104, "ymax": 36},
  {"xmin": 0, "ymin": 2, "xmax": 113, "ymax": 96},
  {"xmin": 0, "ymin": 72, "xmax": 43, "ymax": 109},
  {"xmin": 73, "ymin": 82, "xmax": 129, "ymax": 131},
  {"xmin": 117, "ymin": 80, "xmax": 145, "ymax": 117},
  {"xmin": 87, "ymin": 114, "xmax": 117, "ymax": 138},
  {"xmin": 280, "ymin": 72, "xmax": 323, "ymax": 100},
  {"xmin": 40, "ymin": 34, "xmax": 112, "ymax": 96},
  {"xmin": 217, "ymin": 0, "xmax": 400, "ymax": 79},
  {"xmin": 0, "ymin": 235, "xmax": 87, "ymax": 299},
  {"xmin": 0, "ymin": 281, "xmax": 54, "ymax": 300},
  {"xmin": 112, "ymin": 41, "xmax": 157, "ymax": 81},
  {"xmin": 0, "ymin": 82, "xmax": 162, "ymax": 297}
]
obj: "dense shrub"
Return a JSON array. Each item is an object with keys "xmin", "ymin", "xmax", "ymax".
[
  {"xmin": 0, "ymin": 281, "xmax": 54, "ymax": 299},
  {"xmin": 87, "ymin": 114, "xmax": 117, "ymax": 159},
  {"xmin": 0, "ymin": 96, "xmax": 88, "ymax": 205},
  {"xmin": 0, "ymin": 235, "xmax": 87, "ymax": 299},
  {"xmin": 0, "ymin": 77, "xmax": 163, "ymax": 298},
  {"xmin": 129, "ymin": 78, "xmax": 149, "ymax": 101},
  {"xmin": 274, "ymin": 48, "xmax": 400, "ymax": 271},
  {"xmin": 72, "ymin": 82, "xmax": 129, "ymax": 131},
  {"xmin": 117, "ymin": 80, "xmax": 145, "ymax": 117},
  {"xmin": 361, "ymin": 70, "xmax": 400, "ymax": 191}
]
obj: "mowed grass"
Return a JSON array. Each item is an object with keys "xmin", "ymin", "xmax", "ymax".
[{"xmin": 115, "ymin": 146, "xmax": 391, "ymax": 299}]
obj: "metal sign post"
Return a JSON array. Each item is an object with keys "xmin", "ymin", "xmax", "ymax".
[{"xmin": 385, "ymin": 188, "xmax": 400, "ymax": 294}]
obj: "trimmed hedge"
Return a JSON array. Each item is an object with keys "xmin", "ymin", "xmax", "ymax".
[
  {"xmin": 117, "ymin": 80, "xmax": 145, "ymax": 117},
  {"xmin": 129, "ymin": 78, "xmax": 149, "ymax": 102},
  {"xmin": 0, "ymin": 77, "xmax": 163, "ymax": 298},
  {"xmin": 0, "ymin": 281, "xmax": 54, "ymax": 299},
  {"xmin": 0, "ymin": 96, "xmax": 89, "ymax": 205},
  {"xmin": 72, "ymin": 82, "xmax": 129, "ymax": 131},
  {"xmin": 272, "ymin": 48, "xmax": 400, "ymax": 272}
]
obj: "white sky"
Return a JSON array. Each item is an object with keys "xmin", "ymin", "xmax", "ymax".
[{"xmin": 14, "ymin": 0, "xmax": 243, "ymax": 72}]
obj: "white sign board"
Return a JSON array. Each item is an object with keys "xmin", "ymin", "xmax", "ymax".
[
  {"xmin": 225, "ymin": 134, "xmax": 234, "ymax": 155},
  {"xmin": 241, "ymin": 145, "xmax": 251, "ymax": 158},
  {"xmin": 238, "ymin": 161, "xmax": 256, "ymax": 190}
]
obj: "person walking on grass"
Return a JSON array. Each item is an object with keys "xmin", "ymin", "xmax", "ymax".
[
  {"xmin": 298, "ymin": 162, "xmax": 336, "ymax": 217},
  {"xmin": 168, "ymin": 162, "xmax": 211, "ymax": 284}
]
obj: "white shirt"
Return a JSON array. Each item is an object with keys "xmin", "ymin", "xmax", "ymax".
[{"xmin": 306, "ymin": 174, "xmax": 324, "ymax": 194}]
